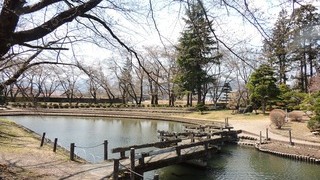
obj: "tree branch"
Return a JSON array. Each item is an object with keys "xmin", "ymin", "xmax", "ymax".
[
  {"xmin": 20, "ymin": 42, "xmax": 69, "ymax": 50},
  {"xmin": 15, "ymin": 0, "xmax": 63, "ymax": 15},
  {"xmin": 12, "ymin": 0, "xmax": 102, "ymax": 45},
  {"xmin": 196, "ymin": 0, "xmax": 255, "ymax": 69}
]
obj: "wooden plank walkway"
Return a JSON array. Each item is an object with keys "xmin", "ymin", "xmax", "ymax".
[{"xmin": 112, "ymin": 128, "xmax": 240, "ymax": 179}]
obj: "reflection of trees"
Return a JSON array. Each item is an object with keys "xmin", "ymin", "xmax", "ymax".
[{"xmin": 248, "ymin": 148, "xmax": 300, "ymax": 178}]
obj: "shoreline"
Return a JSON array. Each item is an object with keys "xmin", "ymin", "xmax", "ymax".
[{"xmin": 1, "ymin": 107, "xmax": 320, "ymax": 179}]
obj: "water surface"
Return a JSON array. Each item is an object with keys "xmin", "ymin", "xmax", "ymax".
[{"xmin": 5, "ymin": 116, "xmax": 320, "ymax": 180}]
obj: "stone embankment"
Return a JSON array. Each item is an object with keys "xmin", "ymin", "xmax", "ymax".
[{"xmin": 237, "ymin": 134, "xmax": 320, "ymax": 164}]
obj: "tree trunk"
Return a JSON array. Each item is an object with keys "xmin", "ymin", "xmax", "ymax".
[
  {"xmin": 261, "ymin": 100, "xmax": 266, "ymax": 114},
  {"xmin": 197, "ymin": 86, "xmax": 202, "ymax": 105}
]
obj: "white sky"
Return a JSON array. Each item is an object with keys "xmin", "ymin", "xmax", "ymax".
[{"xmin": 55, "ymin": 0, "xmax": 320, "ymax": 67}]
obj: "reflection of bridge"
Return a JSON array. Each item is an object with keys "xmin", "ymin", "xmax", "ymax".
[{"xmin": 111, "ymin": 124, "xmax": 241, "ymax": 180}]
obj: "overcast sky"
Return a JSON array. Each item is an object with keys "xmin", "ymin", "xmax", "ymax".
[{"xmin": 67, "ymin": 0, "xmax": 320, "ymax": 67}]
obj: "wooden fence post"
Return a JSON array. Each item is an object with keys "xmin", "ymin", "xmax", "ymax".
[
  {"xmin": 224, "ymin": 118, "xmax": 227, "ymax": 128},
  {"xmin": 53, "ymin": 138, "xmax": 58, "ymax": 152},
  {"xmin": 104, "ymin": 140, "xmax": 108, "ymax": 160},
  {"xmin": 259, "ymin": 131, "xmax": 262, "ymax": 145},
  {"xmin": 266, "ymin": 128, "xmax": 269, "ymax": 140},
  {"xmin": 289, "ymin": 130, "xmax": 293, "ymax": 145},
  {"xmin": 40, "ymin": 132, "xmax": 46, "ymax": 147},
  {"xmin": 226, "ymin": 117, "xmax": 229, "ymax": 127},
  {"xmin": 113, "ymin": 159, "xmax": 119, "ymax": 180},
  {"xmin": 70, "ymin": 143, "xmax": 75, "ymax": 161},
  {"xmin": 130, "ymin": 148, "xmax": 135, "ymax": 180}
]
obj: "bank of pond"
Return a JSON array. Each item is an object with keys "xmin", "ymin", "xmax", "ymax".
[{"xmin": 4, "ymin": 116, "xmax": 320, "ymax": 180}]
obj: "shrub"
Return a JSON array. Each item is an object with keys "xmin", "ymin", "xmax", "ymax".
[
  {"xmin": 53, "ymin": 103, "xmax": 59, "ymax": 109},
  {"xmin": 270, "ymin": 109, "xmax": 286, "ymax": 129},
  {"xmin": 288, "ymin": 111, "xmax": 303, "ymax": 122},
  {"xmin": 307, "ymin": 116, "xmax": 320, "ymax": 131},
  {"xmin": 196, "ymin": 103, "xmax": 208, "ymax": 115},
  {"xmin": 40, "ymin": 103, "xmax": 48, "ymax": 108}
]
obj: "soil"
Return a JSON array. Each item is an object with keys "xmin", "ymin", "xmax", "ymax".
[{"xmin": 1, "ymin": 107, "xmax": 320, "ymax": 179}]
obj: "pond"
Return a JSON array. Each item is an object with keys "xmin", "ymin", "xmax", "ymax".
[{"xmin": 5, "ymin": 116, "xmax": 320, "ymax": 180}]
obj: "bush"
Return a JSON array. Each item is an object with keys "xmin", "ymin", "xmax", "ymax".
[
  {"xmin": 270, "ymin": 109, "xmax": 286, "ymax": 129},
  {"xmin": 196, "ymin": 103, "xmax": 208, "ymax": 115},
  {"xmin": 308, "ymin": 116, "xmax": 320, "ymax": 131},
  {"xmin": 40, "ymin": 103, "xmax": 48, "ymax": 108},
  {"xmin": 288, "ymin": 111, "xmax": 303, "ymax": 122},
  {"xmin": 64, "ymin": 104, "xmax": 70, "ymax": 108}
]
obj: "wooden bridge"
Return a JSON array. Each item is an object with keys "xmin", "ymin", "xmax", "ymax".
[{"xmin": 111, "ymin": 123, "xmax": 241, "ymax": 180}]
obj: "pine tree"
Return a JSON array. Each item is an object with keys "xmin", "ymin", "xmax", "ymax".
[
  {"xmin": 289, "ymin": 4, "xmax": 320, "ymax": 92},
  {"xmin": 264, "ymin": 9, "xmax": 291, "ymax": 85},
  {"xmin": 247, "ymin": 64, "xmax": 280, "ymax": 114},
  {"xmin": 176, "ymin": 0, "xmax": 219, "ymax": 105}
]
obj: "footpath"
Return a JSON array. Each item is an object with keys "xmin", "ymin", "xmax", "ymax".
[
  {"xmin": 228, "ymin": 119, "xmax": 320, "ymax": 146},
  {"xmin": 1, "ymin": 108, "xmax": 320, "ymax": 179}
]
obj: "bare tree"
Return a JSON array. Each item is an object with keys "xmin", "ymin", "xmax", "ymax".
[{"xmin": 56, "ymin": 66, "xmax": 83, "ymax": 104}]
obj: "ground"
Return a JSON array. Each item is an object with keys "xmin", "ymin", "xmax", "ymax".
[{"xmin": 0, "ymin": 107, "xmax": 320, "ymax": 179}]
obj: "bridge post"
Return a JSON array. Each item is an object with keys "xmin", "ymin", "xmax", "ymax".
[
  {"xmin": 191, "ymin": 133, "xmax": 195, "ymax": 143},
  {"xmin": 266, "ymin": 128, "xmax": 269, "ymax": 140},
  {"xmin": 139, "ymin": 152, "xmax": 147, "ymax": 165},
  {"xmin": 120, "ymin": 151, "xmax": 126, "ymax": 159},
  {"xmin": 176, "ymin": 147, "xmax": 181, "ymax": 156},
  {"xmin": 113, "ymin": 159, "xmax": 119, "ymax": 180},
  {"xmin": 204, "ymin": 142, "xmax": 211, "ymax": 158},
  {"xmin": 160, "ymin": 131, "xmax": 164, "ymax": 142},
  {"xmin": 174, "ymin": 132, "xmax": 178, "ymax": 145},
  {"xmin": 130, "ymin": 148, "xmax": 135, "ymax": 180}
]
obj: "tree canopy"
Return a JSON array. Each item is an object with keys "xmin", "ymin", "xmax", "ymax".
[
  {"xmin": 247, "ymin": 64, "xmax": 280, "ymax": 114},
  {"xmin": 175, "ymin": 0, "xmax": 220, "ymax": 105}
]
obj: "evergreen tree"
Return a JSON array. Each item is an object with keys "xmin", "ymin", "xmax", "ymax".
[
  {"xmin": 265, "ymin": 4, "xmax": 320, "ymax": 92},
  {"xmin": 289, "ymin": 4, "xmax": 320, "ymax": 92},
  {"xmin": 264, "ymin": 9, "xmax": 291, "ymax": 85},
  {"xmin": 176, "ymin": 0, "xmax": 220, "ymax": 105},
  {"xmin": 247, "ymin": 64, "xmax": 280, "ymax": 114}
]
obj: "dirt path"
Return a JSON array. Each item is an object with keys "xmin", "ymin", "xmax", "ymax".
[
  {"xmin": 1, "ymin": 108, "xmax": 320, "ymax": 179},
  {"xmin": 227, "ymin": 119, "xmax": 320, "ymax": 146}
]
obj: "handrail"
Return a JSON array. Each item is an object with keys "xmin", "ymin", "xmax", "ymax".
[{"xmin": 112, "ymin": 139, "xmax": 181, "ymax": 153}]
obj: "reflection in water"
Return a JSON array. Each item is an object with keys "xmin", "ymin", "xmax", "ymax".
[
  {"xmin": 6, "ymin": 116, "xmax": 320, "ymax": 180},
  {"xmin": 157, "ymin": 145, "xmax": 320, "ymax": 180},
  {"xmin": 6, "ymin": 116, "xmax": 184, "ymax": 162}
]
